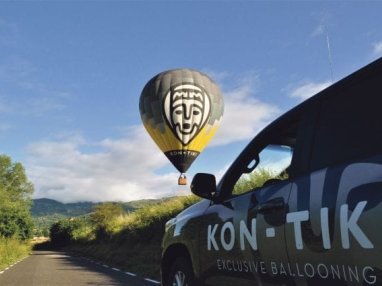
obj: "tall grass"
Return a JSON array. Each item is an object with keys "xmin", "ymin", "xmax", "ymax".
[
  {"xmin": 55, "ymin": 195, "xmax": 200, "ymax": 279},
  {"xmin": 0, "ymin": 237, "xmax": 31, "ymax": 270},
  {"xmin": 116, "ymin": 195, "xmax": 199, "ymax": 232}
]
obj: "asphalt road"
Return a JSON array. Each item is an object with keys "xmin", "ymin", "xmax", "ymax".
[{"xmin": 0, "ymin": 251, "xmax": 159, "ymax": 286}]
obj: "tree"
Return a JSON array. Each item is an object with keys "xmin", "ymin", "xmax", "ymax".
[
  {"xmin": 0, "ymin": 154, "xmax": 34, "ymax": 240},
  {"xmin": 49, "ymin": 218, "xmax": 91, "ymax": 246},
  {"xmin": 90, "ymin": 202, "xmax": 125, "ymax": 240}
]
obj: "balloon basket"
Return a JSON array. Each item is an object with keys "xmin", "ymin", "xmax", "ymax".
[{"xmin": 178, "ymin": 174, "xmax": 187, "ymax": 185}]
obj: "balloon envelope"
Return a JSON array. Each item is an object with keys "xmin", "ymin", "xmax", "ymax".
[{"xmin": 139, "ymin": 69, "xmax": 224, "ymax": 173}]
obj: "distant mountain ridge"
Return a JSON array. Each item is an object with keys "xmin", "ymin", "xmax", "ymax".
[
  {"xmin": 31, "ymin": 198, "xmax": 95, "ymax": 217},
  {"xmin": 31, "ymin": 197, "xmax": 170, "ymax": 235},
  {"xmin": 31, "ymin": 198, "xmax": 166, "ymax": 218}
]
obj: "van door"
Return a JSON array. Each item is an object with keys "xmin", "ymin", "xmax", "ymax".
[
  {"xmin": 285, "ymin": 67, "xmax": 382, "ymax": 286},
  {"xmin": 286, "ymin": 165, "xmax": 382, "ymax": 286},
  {"xmin": 199, "ymin": 144, "xmax": 296, "ymax": 286},
  {"xmin": 198, "ymin": 187, "xmax": 293, "ymax": 286},
  {"xmin": 196, "ymin": 100, "xmax": 307, "ymax": 285}
]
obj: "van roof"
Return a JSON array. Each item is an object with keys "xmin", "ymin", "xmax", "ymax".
[{"xmin": 259, "ymin": 57, "xmax": 382, "ymax": 138}]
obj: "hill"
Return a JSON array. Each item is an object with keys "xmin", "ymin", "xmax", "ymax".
[
  {"xmin": 31, "ymin": 198, "xmax": 170, "ymax": 236},
  {"xmin": 32, "ymin": 199, "xmax": 95, "ymax": 217}
]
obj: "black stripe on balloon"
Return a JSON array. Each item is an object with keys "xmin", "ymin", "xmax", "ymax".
[{"xmin": 164, "ymin": 150, "xmax": 200, "ymax": 173}]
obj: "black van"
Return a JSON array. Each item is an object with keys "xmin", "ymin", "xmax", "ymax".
[{"xmin": 161, "ymin": 57, "xmax": 382, "ymax": 286}]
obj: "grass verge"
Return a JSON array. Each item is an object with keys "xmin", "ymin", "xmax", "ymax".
[
  {"xmin": 48, "ymin": 195, "xmax": 200, "ymax": 280},
  {"xmin": 0, "ymin": 237, "xmax": 31, "ymax": 270}
]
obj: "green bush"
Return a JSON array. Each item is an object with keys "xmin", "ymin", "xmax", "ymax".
[
  {"xmin": 0, "ymin": 208, "xmax": 33, "ymax": 240},
  {"xmin": 0, "ymin": 154, "xmax": 34, "ymax": 269},
  {"xmin": 50, "ymin": 218, "xmax": 93, "ymax": 247},
  {"xmin": 0, "ymin": 154, "xmax": 34, "ymax": 240},
  {"xmin": 90, "ymin": 202, "xmax": 125, "ymax": 241}
]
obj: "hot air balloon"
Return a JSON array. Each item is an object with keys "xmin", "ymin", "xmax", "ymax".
[{"xmin": 139, "ymin": 69, "xmax": 224, "ymax": 185}]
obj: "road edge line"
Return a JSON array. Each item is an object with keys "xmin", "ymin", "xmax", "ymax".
[
  {"xmin": 0, "ymin": 255, "xmax": 28, "ymax": 274},
  {"xmin": 76, "ymin": 255, "xmax": 160, "ymax": 284}
]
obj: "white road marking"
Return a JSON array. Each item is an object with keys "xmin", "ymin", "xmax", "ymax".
[
  {"xmin": 77, "ymin": 255, "xmax": 160, "ymax": 284},
  {"xmin": 0, "ymin": 256, "xmax": 28, "ymax": 274},
  {"xmin": 145, "ymin": 278, "xmax": 160, "ymax": 284}
]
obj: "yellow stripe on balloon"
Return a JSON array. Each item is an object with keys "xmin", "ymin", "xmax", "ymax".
[{"xmin": 143, "ymin": 123, "xmax": 221, "ymax": 154}]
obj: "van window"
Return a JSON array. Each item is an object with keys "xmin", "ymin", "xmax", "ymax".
[
  {"xmin": 233, "ymin": 144, "xmax": 292, "ymax": 195},
  {"xmin": 218, "ymin": 107, "xmax": 304, "ymax": 199},
  {"xmin": 310, "ymin": 75, "xmax": 382, "ymax": 171}
]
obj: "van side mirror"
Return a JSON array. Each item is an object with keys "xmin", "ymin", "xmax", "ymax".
[{"xmin": 190, "ymin": 173, "xmax": 217, "ymax": 200}]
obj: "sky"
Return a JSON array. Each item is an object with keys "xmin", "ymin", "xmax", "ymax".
[{"xmin": 0, "ymin": 1, "xmax": 382, "ymax": 203}]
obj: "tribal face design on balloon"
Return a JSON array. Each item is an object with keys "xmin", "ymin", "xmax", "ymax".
[{"xmin": 164, "ymin": 84, "xmax": 211, "ymax": 145}]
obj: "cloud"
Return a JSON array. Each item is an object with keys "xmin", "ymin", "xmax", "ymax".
[
  {"xmin": 211, "ymin": 76, "xmax": 280, "ymax": 146},
  {"xmin": 26, "ymin": 72, "xmax": 280, "ymax": 203},
  {"xmin": 311, "ymin": 11, "xmax": 333, "ymax": 38},
  {"xmin": 0, "ymin": 56, "xmax": 69, "ymax": 116},
  {"xmin": 311, "ymin": 24, "xmax": 325, "ymax": 37},
  {"xmin": 26, "ymin": 126, "xmax": 187, "ymax": 203},
  {"xmin": 373, "ymin": 41, "xmax": 382, "ymax": 57},
  {"xmin": 24, "ymin": 96, "xmax": 66, "ymax": 116},
  {"xmin": 289, "ymin": 81, "xmax": 331, "ymax": 101}
]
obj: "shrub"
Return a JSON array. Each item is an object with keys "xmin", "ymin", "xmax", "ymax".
[
  {"xmin": 90, "ymin": 202, "xmax": 125, "ymax": 241},
  {"xmin": 50, "ymin": 218, "xmax": 93, "ymax": 247},
  {"xmin": 0, "ymin": 208, "xmax": 33, "ymax": 240}
]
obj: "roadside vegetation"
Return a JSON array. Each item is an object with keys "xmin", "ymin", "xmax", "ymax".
[
  {"xmin": 0, "ymin": 154, "xmax": 34, "ymax": 270},
  {"xmin": 48, "ymin": 196, "xmax": 200, "ymax": 279},
  {"xmin": 0, "ymin": 238, "xmax": 32, "ymax": 270},
  {"xmin": 233, "ymin": 168, "xmax": 289, "ymax": 195},
  {"xmin": 0, "ymin": 153, "xmax": 287, "ymax": 276},
  {"xmin": 47, "ymin": 169, "xmax": 281, "ymax": 279},
  {"xmin": 31, "ymin": 198, "xmax": 169, "ymax": 237}
]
